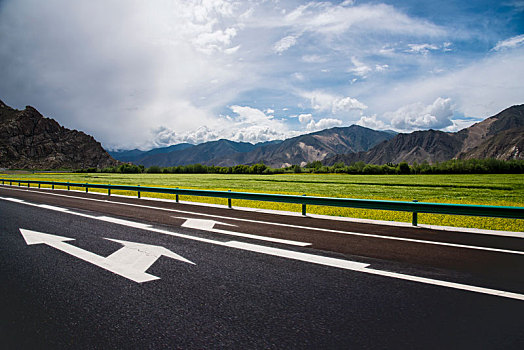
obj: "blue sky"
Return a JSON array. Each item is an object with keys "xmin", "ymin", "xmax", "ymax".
[{"xmin": 0, "ymin": 0, "xmax": 523, "ymax": 150}]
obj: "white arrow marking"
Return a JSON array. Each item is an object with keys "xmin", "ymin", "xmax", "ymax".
[
  {"xmin": 19, "ymin": 229, "xmax": 194, "ymax": 283},
  {"xmin": 176, "ymin": 217, "xmax": 311, "ymax": 247}
]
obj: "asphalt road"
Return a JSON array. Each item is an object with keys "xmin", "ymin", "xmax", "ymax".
[{"xmin": 1, "ymin": 185, "xmax": 524, "ymax": 349}]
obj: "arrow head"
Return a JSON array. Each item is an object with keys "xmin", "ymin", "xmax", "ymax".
[
  {"xmin": 20, "ymin": 229, "xmax": 75, "ymax": 245},
  {"xmin": 105, "ymin": 238, "xmax": 195, "ymax": 265}
]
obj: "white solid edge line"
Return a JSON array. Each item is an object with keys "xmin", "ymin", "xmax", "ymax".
[
  {"xmin": 2, "ymin": 195, "xmax": 524, "ymax": 301},
  {"xmin": 2, "ymin": 183, "xmax": 523, "ymax": 238},
  {"xmin": 2, "ymin": 186, "xmax": 523, "ymax": 255},
  {"xmin": 362, "ymin": 268, "xmax": 524, "ymax": 301}
]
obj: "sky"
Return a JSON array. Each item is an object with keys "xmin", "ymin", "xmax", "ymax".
[{"xmin": 0, "ymin": 0, "xmax": 523, "ymax": 150}]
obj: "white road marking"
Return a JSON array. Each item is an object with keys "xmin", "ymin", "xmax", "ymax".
[
  {"xmin": 19, "ymin": 228, "xmax": 194, "ymax": 283},
  {"xmin": 168, "ymin": 212, "xmax": 524, "ymax": 255},
  {"xmin": 225, "ymin": 241, "xmax": 369, "ymax": 270},
  {"xmin": 3, "ymin": 195, "xmax": 524, "ymax": 300},
  {"xmin": 3, "ymin": 187, "xmax": 523, "ymax": 255},
  {"xmin": 362, "ymin": 268, "xmax": 524, "ymax": 301},
  {"xmin": 178, "ymin": 217, "xmax": 311, "ymax": 246}
]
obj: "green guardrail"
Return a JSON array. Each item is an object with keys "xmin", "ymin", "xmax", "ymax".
[{"xmin": 1, "ymin": 178, "xmax": 523, "ymax": 227}]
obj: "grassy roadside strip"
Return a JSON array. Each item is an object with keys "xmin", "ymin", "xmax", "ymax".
[{"xmin": 1, "ymin": 173, "xmax": 523, "ymax": 232}]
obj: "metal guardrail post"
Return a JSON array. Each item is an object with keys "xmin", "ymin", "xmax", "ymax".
[
  {"xmin": 27, "ymin": 182, "xmax": 30, "ymax": 188},
  {"xmin": 38, "ymin": 183, "xmax": 41, "ymax": 189},
  {"xmin": 302, "ymin": 194, "xmax": 307, "ymax": 216},
  {"xmin": 85, "ymin": 183, "xmax": 88, "ymax": 193},
  {"xmin": 137, "ymin": 185, "xmax": 140, "ymax": 198},
  {"xmin": 228, "ymin": 190, "xmax": 232, "ymax": 208},
  {"xmin": 67, "ymin": 182, "xmax": 70, "ymax": 191},
  {"xmin": 18, "ymin": 181, "xmax": 21, "ymax": 187},
  {"xmin": 412, "ymin": 200, "xmax": 418, "ymax": 226},
  {"xmin": 108, "ymin": 185, "xmax": 111, "ymax": 196},
  {"xmin": 176, "ymin": 187, "xmax": 179, "ymax": 203},
  {"xmin": 52, "ymin": 184, "xmax": 54, "ymax": 190}
]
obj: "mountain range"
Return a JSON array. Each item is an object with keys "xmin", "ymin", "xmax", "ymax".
[
  {"xmin": 324, "ymin": 104, "xmax": 523, "ymax": 165},
  {"xmin": 1, "ymin": 99, "xmax": 522, "ymax": 170},
  {"xmin": 0, "ymin": 100, "xmax": 118, "ymax": 170},
  {"xmin": 110, "ymin": 126, "xmax": 396, "ymax": 168}
]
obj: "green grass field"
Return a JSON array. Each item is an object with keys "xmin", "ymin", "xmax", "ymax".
[{"xmin": 1, "ymin": 172, "xmax": 523, "ymax": 232}]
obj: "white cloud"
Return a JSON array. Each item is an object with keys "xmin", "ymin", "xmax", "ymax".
[
  {"xmin": 301, "ymin": 90, "xmax": 367, "ymax": 116},
  {"xmin": 224, "ymin": 105, "xmax": 294, "ymax": 142},
  {"xmin": 367, "ymin": 47, "xmax": 524, "ymax": 120},
  {"xmin": 0, "ymin": 0, "xmax": 252, "ymax": 150},
  {"xmin": 443, "ymin": 42, "xmax": 453, "ymax": 52},
  {"xmin": 298, "ymin": 114, "xmax": 313, "ymax": 124},
  {"xmin": 385, "ymin": 97, "xmax": 454, "ymax": 131},
  {"xmin": 357, "ymin": 115, "xmax": 388, "ymax": 130},
  {"xmin": 1, "ymin": 0, "xmax": 521, "ymax": 151},
  {"xmin": 306, "ymin": 118, "xmax": 343, "ymax": 131},
  {"xmin": 442, "ymin": 119, "xmax": 478, "ymax": 132},
  {"xmin": 148, "ymin": 105, "xmax": 296, "ymax": 145},
  {"xmin": 292, "ymin": 72, "xmax": 306, "ymax": 81},
  {"xmin": 332, "ymin": 96, "xmax": 368, "ymax": 113},
  {"xmin": 178, "ymin": 126, "xmax": 219, "ymax": 145},
  {"xmin": 193, "ymin": 27, "xmax": 238, "ymax": 54},
  {"xmin": 348, "ymin": 57, "xmax": 372, "ymax": 77},
  {"xmin": 348, "ymin": 57, "xmax": 388, "ymax": 78},
  {"xmin": 282, "ymin": 2, "xmax": 445, "ymax": 37},
  {"xmin": 492, "ymin": 34, "xmax": 524, "ymax": 51},
  {"xmin": 273, "ymin": 35, "xmax": 299, "ymax": 54},
  {"xmin": 302, "ymin": 55, "xmax": 328, "ymax": 63},
  {"xmin": 407, "ymin": 43, "xmax": 439, "ymax": 55}
]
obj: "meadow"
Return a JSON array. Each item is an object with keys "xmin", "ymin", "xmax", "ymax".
[{"xmin": 1, "ymin": 172, "xmax": 523, "ymax": 232}]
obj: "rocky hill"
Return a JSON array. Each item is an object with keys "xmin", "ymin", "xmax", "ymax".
[
  {"xmin": 325, "ymin": 104, "xmax": 524, "ymax": 165},
  {"xmin": 0, "ymin": 100, "xmax": 119, "ymax": 170}
]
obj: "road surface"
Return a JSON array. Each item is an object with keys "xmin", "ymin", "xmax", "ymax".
[{"xmin": 1, "ymin": 185, "xmax": 523, "ymax": 348}]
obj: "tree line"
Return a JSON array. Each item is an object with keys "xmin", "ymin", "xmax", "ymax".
[{"xmin": 76, "ymin": 158, "xmax": 524, "ymax": 175}]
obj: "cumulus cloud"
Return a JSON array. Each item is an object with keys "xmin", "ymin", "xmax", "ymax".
[
  {"xmin": 492, "ymin": 34, "xmax": 524, "ymax": 51},
  {"xmin": 222, "ymin": 105, "xmax": 294, "ymax": 143},
  {"xmin": 385, "ymin": 97, "xmax": 454, "ymax": 131},
  {"xmin": 301, "ymin": 91, "xmax": 367, "ymax": 116},
  {"xmin": 357, "ymin": 115, "xmax": 388, "ymax": 130},
  {"xmin": 298, "ymin": 113, "xmax": 313, "ymax": 124},
  {"xmin": 306, "ymin": 118, "xmax": 343, "ymax": 131}
]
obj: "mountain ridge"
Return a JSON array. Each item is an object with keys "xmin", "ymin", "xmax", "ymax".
[
  {"xmin": 324, "ymin": 104, "xmax": 524, "ymax": 166},
  {"xmin": 115, "ymin": 125, "xmax": 396, "ymax": 168}
]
